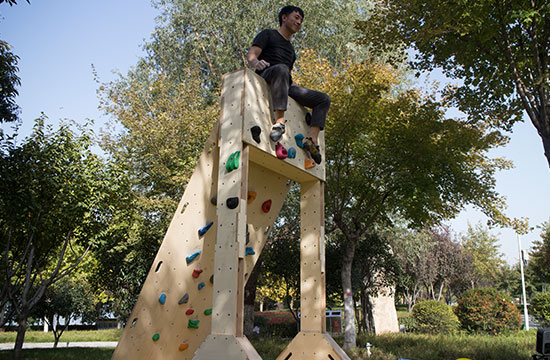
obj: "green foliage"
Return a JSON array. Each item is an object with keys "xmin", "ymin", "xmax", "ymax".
[
  {"xmin": 0, "ymin": 40, "xmax": 21, "ymax": 123},
  {"xmin": 530, "ymin": 221, "xmax": 550, "ymax": 288},
  {"xmin": 358, "ymin": 0, "xmax": 550, "ymax": 167},
  {"xmin": 461, "ymin": 223, "xmax": 506, "ymax": 288},
  {"xmin": 530, "ymin": 292, "xmax": 550, "ymax": 327},
  {"xmin": 455, "ymin": 288, "xmax": 521, "ymax": 334},
  {"xmin": 411, "ymin": 300, "xmax": 459, "ymax": 334},
  {"xmin": 358, "ymin": 331, "xmax": 537, "ymax": 360}
]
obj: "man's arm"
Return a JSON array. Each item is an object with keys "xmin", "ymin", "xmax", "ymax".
[{"xmin": 247, "ymin": 46, "xmax": 270, "ymax": 71}]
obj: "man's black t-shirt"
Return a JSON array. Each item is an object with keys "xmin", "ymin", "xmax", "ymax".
[{"xmin": 252, "ymin": 29, "xmax": 296, "ymax": 76}]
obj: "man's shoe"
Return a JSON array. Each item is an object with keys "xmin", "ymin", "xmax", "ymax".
[
  {"xmin": 303, "ymin": 137, "xmax": 322, "ymax": 164},
  {"xmin": 270, "ymin": 123, "xmax": 285, "ymax": 142}
]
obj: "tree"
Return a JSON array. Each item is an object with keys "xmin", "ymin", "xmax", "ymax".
[
  {"xmin": 33, "ymin": 277, "xmax": 95, "ymax": 348},
  {"xmin": 0, "ymin": 41, "xmax": 22, "ymax": 123},
  {"xmin": 295, "ymin": 51, "xmax": 509, "ymax": 349},
  {"xmin": 530, "ymin": 220, "xmax": 550, "ymax": 289},
  {"xmin": 0, "ymin": 0, "xmax": 30, "ymax": 6},
  {"xmin": 359, "ymin": 0, "xmax": 550, "ymax": 168},
  {"xmin": 461, "ymin": 223, "xmax": 506, "ymax": 288},
  {"xmin": 0, "ymin": 117, "xmax": 114, "ymax": 359}
]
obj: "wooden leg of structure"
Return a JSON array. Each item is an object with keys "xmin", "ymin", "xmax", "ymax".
[{"xmin": 276, "ymin": 181, "xmax": 350, "ymax": 360}]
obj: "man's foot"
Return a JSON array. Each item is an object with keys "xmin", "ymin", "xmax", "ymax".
[
  {"xmin": 270, "ymin": 122, "xmax": 285, "ymax": 142},
  {"xmin": 303, "ymin": 137, "xmax": 322, "ymax": 164}
]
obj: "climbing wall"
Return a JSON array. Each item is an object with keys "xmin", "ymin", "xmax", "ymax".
[{"xmin": 112, "ymin": 68, "xmax": 347, "ymax": 360}]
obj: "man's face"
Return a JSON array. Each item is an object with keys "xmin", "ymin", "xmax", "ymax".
[{"xmin": 282, "ymin": 11, "xmax": 303, "ymax": 34}]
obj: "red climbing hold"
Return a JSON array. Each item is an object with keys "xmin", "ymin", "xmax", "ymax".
[
  {"xmin": 185, "ymin": 309, "xmax": 194, "ymax": 315},
  {"xmin": 262, "ymin": 199, "xmax": 272, "ymax": 213},
  {"xmin": 276, "ymin": 142, "xmax": 288, "ymax": 159},
  {"xmin": 192, "ymin": 269, "xmax": 203, "ymax": 278}
]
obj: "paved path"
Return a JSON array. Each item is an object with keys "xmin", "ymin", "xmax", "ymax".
[{"xmin": 0, "ymin": 342, "xmax": 117, "ymax": 350}]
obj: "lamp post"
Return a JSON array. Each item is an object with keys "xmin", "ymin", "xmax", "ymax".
[{"xmin": 518, "ymin": 233, "xmax": 529, "ymax": 330}]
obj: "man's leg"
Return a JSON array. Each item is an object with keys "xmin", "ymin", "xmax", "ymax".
[
  {"xmin": 260, "ymin": 64, "xmax": 291, "ymax": 141},
  {"xmin": 289, "ymin": 85, "xmax": 330, "ymax": 145},
  {"xmin": 288, "ymin": 85, "xmax": 330, "ymax": 164}
]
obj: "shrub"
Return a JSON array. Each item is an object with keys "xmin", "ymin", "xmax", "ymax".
[
  {"xmin": 411, "ymin": 300, "xmax": 459, "ymax": 334},
  {"xmin": 531, "ymin": 292, "xmax": 550, "ymax": 327},
  {"xmin": 455, "ymin": 287, "xmax": 521, "ymax": 334}
]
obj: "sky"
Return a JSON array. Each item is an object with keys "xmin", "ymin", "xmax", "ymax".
[{"xmin": 1, "ymin": 1, "xmax": 549, "ymax": 264}]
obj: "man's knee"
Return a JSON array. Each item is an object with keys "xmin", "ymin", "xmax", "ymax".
[
  {"xmin": 269, "ymin": 64, "xmax": 290, "ymax": 77},
  {"xmin": 322, "ymin": 93, "xmax": 331, "ymax": 108}
]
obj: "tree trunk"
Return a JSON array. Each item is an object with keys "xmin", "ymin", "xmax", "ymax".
[
  {"xmin": 341, "ymin": 239, "xmax": 357, "ymax": 350},
  {"xmin": 541, "ymin": 129, "xmax": 550, "ymax": 168},
  {"xmin": 13, "ymin": 312, "xmax": 28, "ymax": 360},
  {"xmin": 243, "ymin": 257, "xmax": 263, "ymax": 338}
]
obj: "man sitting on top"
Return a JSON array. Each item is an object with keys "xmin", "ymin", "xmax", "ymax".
[{"xmin": 247, "ymin": 5, "xmax": 330, "ymax": 165}]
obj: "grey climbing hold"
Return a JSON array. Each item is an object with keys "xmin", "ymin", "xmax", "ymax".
[
  {"xmin": 210, "ymin": 196, "xmax": 217, "ymax": 205},
  {"xmin": 178, "ymin": 293, "xmax": 190, "ymax": 304}
]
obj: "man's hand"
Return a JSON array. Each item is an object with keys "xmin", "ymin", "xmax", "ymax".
[
  {"xmin": 253, "ymin": 59, "xmax": 270, "ymax": 71},
  {"xmin": 247, "ymin": 46, "xmax": 269, "ymax": 71}
]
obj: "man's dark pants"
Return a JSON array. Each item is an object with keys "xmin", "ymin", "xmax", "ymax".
[{"xmin": 260, "ymin": 64, "xmax": 330, "ymax": 130}]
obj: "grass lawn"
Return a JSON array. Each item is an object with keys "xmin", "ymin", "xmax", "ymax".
[
  {"xmin": 0, "ymin": 329, "xmax": 122, "ymax": 344},
  {"xmin": 0, "ymin": 329, "xmax": 539, "ymax": 360}
]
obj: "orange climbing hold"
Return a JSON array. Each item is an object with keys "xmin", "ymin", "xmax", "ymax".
[
  {"xmin": 179, "ymin": 343, "xmax": 189, "ymax": 351},
  {"xmin": 305, "ymin": 158, "xmax": 316, "ymax": 169},
  {"xmin": 247, "ymin": 191, "xmax": 257, "ymax": 204}
]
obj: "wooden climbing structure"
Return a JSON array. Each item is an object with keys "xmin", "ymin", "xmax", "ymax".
[{"xmin": 111, "ymin": 68, "xmax": 349, "ymax": 360}]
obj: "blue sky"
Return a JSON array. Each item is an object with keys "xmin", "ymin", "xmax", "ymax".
[{"xmin": 1, "ymin": 1, "xmax": 548, "ymax": 263}]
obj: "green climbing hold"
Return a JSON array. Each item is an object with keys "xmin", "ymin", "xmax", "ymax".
[
  {"xmin": 204, "ymin": 308, "xmax": 212, "ymax": 316},
  {"xmin": 225, "ymin": 151, "xmax": 241, "ymax": 172},
  {"xmin": 188, "ymin": 319, "xmax": 200, "ymax": 329},
  {"xmin": 152, "ymin": 333, "xmax": 160, "ymax": 341}
]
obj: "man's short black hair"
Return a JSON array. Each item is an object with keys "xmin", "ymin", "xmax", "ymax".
[{"xmin": 278, "ymin": 5, "xmax": 304, "ymax": 26}]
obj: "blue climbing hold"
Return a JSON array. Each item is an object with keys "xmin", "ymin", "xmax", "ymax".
[
  {"xmin": 159, "ymin": 293, "xmax": 166, "ymax": 305},
  {"xmin": 186, "ymin": 250, "xmax": 201, "ymax": 264},
  {"xmin": 198, "ymin": 221, "xmax": 214, "ymax": 237},
  {"xmin": 288, "ymin": 147, "xmax": 296, "ymax": 159},
  {"xmin": 294, "ymin": 134, "xmax": 304, "ymax": 148},
  {"xmin": 198, "ymin": 282, "xmax": 206, "ymax": 290},
  {"xmin": 245, "ymin": 247, "xmax": 255, "ymax": 256}
]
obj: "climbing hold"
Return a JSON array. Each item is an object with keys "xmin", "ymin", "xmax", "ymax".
[
  {"xmin": 275, "ymin": 142, "xmax": 288, "ymax": 159},
  {"xmin": 225, "ymin": 151, "xmax": 241, "ymax": 172},
  {"xmin": 209, "ymin": 275, "xmax": 214, "ymax": 284},
  {"xmin": 198, "ymin": 282, "xmax": 206, "ymax": 290},
  {"xmin": 198, "ymin": 222, "xmax": 214, "ymax": 237},
  {"xmin": 245, "ymin": 247, "xmax": 255, "ymax": 256},
  {"xmin": 262, "ymin": 199, "xmax": 272, "ymax": 213},
  {"xmin": 188, "ymin": 319, "xmax": 200, "ymax": 329},
  {"xmin": 186, "ymin": 250, "xmax": 201, "ymax": 264},
  {"xmin": 295, "ymin": 134, "xmax": 305, "ymax": 148},
  {"xmin": 158, "ymin": 293, "xmax": 167, "ymax": 305},
  {"xmin": 210, "ymin": 196, "xmax": 217, "ymax": 205},
  {"xmin": 152, "ymin": 333, "xmax": 160, "ymax": 341},
  {"xmin": 247, "ymin": 191, "xmax": 257, "ymax": 204},
  {"xmin": 192, "ymin": 268, "xmax": 203, "ymax": 278},
  {"xmin": 226, "ymin": 197, "xmax": 239, "ymax": 209},
  {"xmin": 305, "ymin": 112, "xmax": 312, "ymax": 125},
  {"xmin": 246, "ymin": 224, "xmax": 250, "ymax": 244},
  {"xmin": 304, "ymin": 158, "xmax": 315, "ymax": 169},
  {"xmin": 178, "ymin": 293, "xmax": 189, "ymax": 305},
  {"xmin": 204, "ymin": 308, "xmax": 212, "ymax": 316},
  {"xmin": 185, "ymin": 309, "xmax": 194, "ymax": 315},
  {"xmin": 179, "ymin": 343, "xmax": 189, "ymax": 351},
  {"xmin": 251, "ymin": 126, "xmax": 261, "ymax": 144},
  {"xmin": 287, "ymin": 147, "xmax": 296, "ymax": 159}
]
